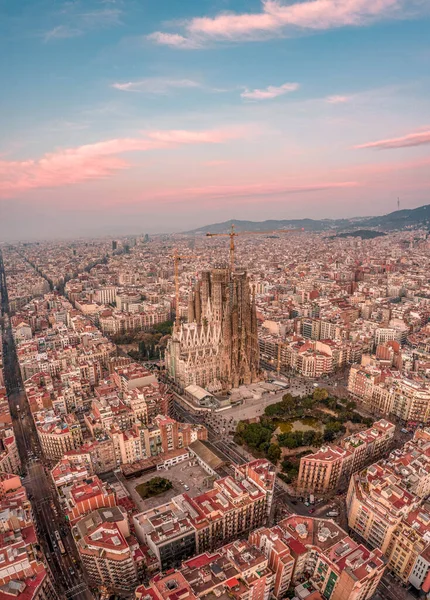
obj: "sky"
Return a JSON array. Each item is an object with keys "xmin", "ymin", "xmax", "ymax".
[{"xmin": 1, "ymin": 0, "xmax": 430, "ymax": 240}]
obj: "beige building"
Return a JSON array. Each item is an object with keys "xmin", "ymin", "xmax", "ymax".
[
  {"xmin": 347, "ymin": 464, "xmax": 413, "ymax": 554},
  {"xmin": 346, "ymin": 430, "xmax": 430, "ymax": 591},
  {"xmin": 297, "ymin": 419, "xmax": 395, "ymax": 494},
  {"xmin": 297, "ymin": 445, "xmax": 351, "ymax": 494},
  {"xmin": 133, "ymin": 460, "xmax": 275, "ymax": 571},
  {"xmin": 76, "ymin": 507, "xmax": 143, "ymax": 593},
  {"xmin": 137, "ymin": 514, "xmax": 385, "ymax": 600},
  {"xmin": 0, "ymin": 432, "xmax": 21, "ymax": 475},
  {"xmin": 35, "ymin": 411, "xmax": 83, "ymax": 460},
  {"xmin": 348, "ymin": 365, "xmax": 430, "ymax": 424}
]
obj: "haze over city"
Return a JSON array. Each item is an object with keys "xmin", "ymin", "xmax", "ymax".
[{"xmin": 1, "ymin": 0, "xmax": 430, "ymax": 239}]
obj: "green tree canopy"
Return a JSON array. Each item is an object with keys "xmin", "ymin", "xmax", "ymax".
[
  {"xmin": 313, "ymin": 388, "xmax": 329, "ymax": 402},
  {"xmin": 267, "ymin": 444, "xmax": 282, "ymax": 464}
]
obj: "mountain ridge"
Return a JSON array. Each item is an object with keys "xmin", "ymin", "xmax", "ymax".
[{"xmin": 184, "ymin": 204, "xmax": 430, "ymax": 234}]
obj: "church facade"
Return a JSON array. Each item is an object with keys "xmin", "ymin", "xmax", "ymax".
[{"xmin": 165, "ymin": 267, "xmax": 260, "ymax": 393}]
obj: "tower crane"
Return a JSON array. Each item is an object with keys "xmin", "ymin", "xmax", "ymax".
[
  {"xmin": 172, "ymin": 249, "xmax": 196, "ymax": 328},
  {"xmin": 206, "ymin": 224, "xmax": 304, "ymax": 271}
]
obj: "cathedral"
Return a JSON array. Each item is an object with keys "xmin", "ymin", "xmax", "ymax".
[{"xmin": 165, "ymin": 267, "xmax": 260, "ymax": 393}]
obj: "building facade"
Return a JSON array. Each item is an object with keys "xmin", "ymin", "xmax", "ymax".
[{"xmin": 165, "ymin": 268, "xmax": 260, "ymax": 392}]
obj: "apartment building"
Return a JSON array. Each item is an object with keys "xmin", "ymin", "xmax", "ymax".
[
  {"xmin": 348, "ymin": 365, "xmax": 430, "ymax": 424},
  {"xmin": 297, "ymin": 419, "xmax": 395, "ymax": 494},
  {"xmin": 297, "ymin": 445, "xmax": 352, "ymax": 494},
  {"xmin": 248, "ymin": 526, "xmax": 296, "ymax": 598},
  {"xmin": 109, "ymin": 415, "xmax": 208, "ymax": 466},
  {"xmin": 391, "ymin": 378, "xmax": 430, "ymax": 424},
  {"xmin": 50, "ymin": 456, "xmax": 92, "ymax": 491},
  {"xmin": 347, "ymin": 429, "xmax": 430, "ymax": 591},
  {"xmin": 99, "ymin": 309, "xmax": 170, "ymax": 335},
  {"xmin": 136, "ymin": 539, "xmax": 273, "ymax": 600},
  {"xmin": 133, "ymin": 460, "xmax": 275, "ymax": 571},
  {"xmin": 113, "ymin": 365, "xmax": 157, "ymax": 394},
  {"xmin": 81, "ymin": 436, "xmax": 117, "ymax": 474},
  {"xmin": 76, "ymin": 506, "xmax": 144, "ymax": 593},
  {"xmin": 62, "ymin": 475, "xmax": 117, "ymax": 523},
  {"xmin": 136, "ymin": 515, "xmax": 384, "ymax": 600},
  {"xmin": 0, "ymin": 431, "xmax": 21, "ymax": 475},
  {"xmin": 35, "ymin": 411, "xmax": 83, "ymax": 460},
  {"xmin": 133, "ymin": 501, "xmax": 197, "ymax": 570},
  {"xmin": 0, "ymin": 474, "xmax": 58, "ymax": 600}
]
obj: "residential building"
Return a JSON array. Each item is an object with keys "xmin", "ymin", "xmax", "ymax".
[{"xmin": 297, "ymin": 420, "xmax": 395, "ymax": 494}]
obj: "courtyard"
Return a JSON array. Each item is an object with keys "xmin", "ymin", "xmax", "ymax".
[{"xmin": 121, "ymin": 460, "xmax": 215, "ymax": 512}]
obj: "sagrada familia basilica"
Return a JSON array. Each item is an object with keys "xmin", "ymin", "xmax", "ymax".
[{"xmin": 165, "ymin": 266, "xmax": 260, "ymax": 393}]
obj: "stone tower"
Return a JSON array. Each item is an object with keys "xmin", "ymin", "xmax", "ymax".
[{"xmin": 166, "ymin": 266, "xmax": 260, "ymax": 392}]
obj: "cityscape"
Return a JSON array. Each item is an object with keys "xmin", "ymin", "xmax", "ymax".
[
  {"xmin": 0, "ymin": 222, "xmax": 429, "ymax": 600},
  {"xmin": 2, "ymin": 1, "xmax": 430, "ymax": 599}
]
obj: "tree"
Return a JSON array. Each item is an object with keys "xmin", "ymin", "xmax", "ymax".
[
  {"xmin": 135, "ymin": 477, "xmax": 172, "ymax": 499},
  {"xmin": 281, "ymin": 458, "xmax": 295, "ymax": 472},
  {"xmin": 278, "ymin": 431, "xmax": 304, "ymax": 449},
  {"xmin": 324, "ymin": 421, "xmax": 345, "ymax": 442},
  {"xmin": 267, "ymin": 444, "xmax": 281, "ymax": 464},
  {"xmin": 265, "ymin": 403, "xmax": 282, "ymax": 417},
  {"xmin": 281, "ymin": 393, "xmax": 295, "ymax": 413},
  {"xmin": 153, "ymin": 320, "xmax": 174, "ymax": 335},
  {"xmin": 280, "ymin": 458, "xmax": 299, "ymax": 482},
  {"xmin": 302, "ymin": 430, "xmax": 317, "ymax": 446},
  {"xmin": 236, "ymin": 421, "xmax": 247, "ymax": 436},
  {"xmin": 301, "ymin": 397, "xmax": 315, "ymax": 410},
  {"xmin": 313, "ymin": 388, "xmax": 329, "ymax": 402},
  {"xmin": 242, "ymin": 423, "xmax": 273, "ymax": 448}
]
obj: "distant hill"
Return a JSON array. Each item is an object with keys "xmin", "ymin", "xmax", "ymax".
[
  {"xmin": 332, "ymin": 230, "xmax": 386, "ymax": 239},
  {"xmin": 184, "ymin": 204, "xmax": 430, "ymax": 234},
  {"xmin": 361, "ymin": 204, "xmax": 430, "ymax": 229}
]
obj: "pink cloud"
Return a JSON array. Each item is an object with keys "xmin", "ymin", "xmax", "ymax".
[
  {"xmin": 325, "ymin": 95, "xmax": 351, "ymax": 104},
  {"xmin": 145, "ymin": 128, "xmax": 246, "ymax": 144},
  {"xmin": 147, "ymin": 32, "xmax": 203, "ymax": 49},
  {"xmin": 149, "ymin": 0, "xmax": 423, "ymax": 48},
  {"xmin": 355, "ymin": 129, "xmax": 430, "ymax": 150},
  {"xmin": 112, "ymin": 78, "xmax": 200, "ymax": 93},
  {"xmin": 0, "ymin": 128, "xmax": 245, "ymax": 198},
  {"xmin": 241, "ymin": 82, "xmax": 299, "ymax": 100},
  {"xmin": 137, "ymin": 180, "xmax": 358, "ymax": 203}
]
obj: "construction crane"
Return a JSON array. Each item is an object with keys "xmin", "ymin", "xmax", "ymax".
[
  {"xmin": 172, "ymin": 249, "xmax": 196, "ymax": 328},
  {"xmin": 206, "ymin": 224, "xmax": 303, "ymax": 271}
]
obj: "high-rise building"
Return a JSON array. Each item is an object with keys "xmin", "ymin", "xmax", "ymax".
[{"xmin": 165, "ymin": 267, "xmax": 260, "ymax": 392}]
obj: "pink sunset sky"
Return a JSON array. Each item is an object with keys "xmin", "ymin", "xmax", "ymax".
[{"xmin": 1, "ymin": 0, "xmax": 430, "ymax": 239}]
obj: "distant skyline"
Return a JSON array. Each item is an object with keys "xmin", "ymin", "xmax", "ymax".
[{"xmin": 1, "ymin": 0, "xmax": 430, "ymax": 240}]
